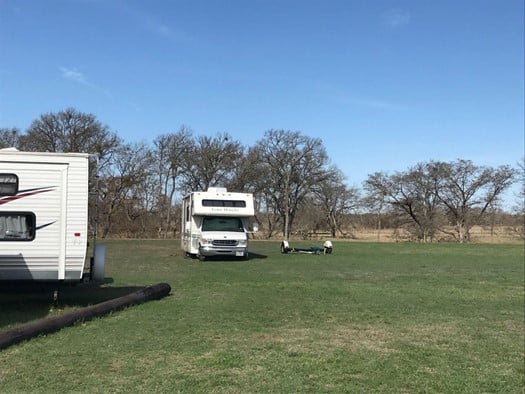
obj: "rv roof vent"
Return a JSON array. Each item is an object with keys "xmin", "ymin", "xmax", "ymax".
[{"xmin": 207, "ymin": 187, "xmax": 227, "ymax": 193}]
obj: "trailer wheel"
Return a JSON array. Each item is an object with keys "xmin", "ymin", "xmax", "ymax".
[{"xmin": 92, "ymin": 243, "xmax": 106, "ymax": 281}]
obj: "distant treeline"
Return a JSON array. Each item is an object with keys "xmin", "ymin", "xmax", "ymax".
[{"xmin": 2, "ymin": 108, "xmax": 523, "ymax": 242}]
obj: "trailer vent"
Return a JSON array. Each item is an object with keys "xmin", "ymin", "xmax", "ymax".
[{"xmin": 212, "ymin": 239, "xmax": 237, "ymax": 246}]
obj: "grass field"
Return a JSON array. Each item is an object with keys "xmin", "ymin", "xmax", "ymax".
[{"xmin": 0, "ymin": 240, "xmax": 523, "ymax": 393}]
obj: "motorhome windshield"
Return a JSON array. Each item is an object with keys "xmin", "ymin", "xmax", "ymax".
[{"xmin": 202, "ymin": 216, "xmax": 244, "ymax": 232}]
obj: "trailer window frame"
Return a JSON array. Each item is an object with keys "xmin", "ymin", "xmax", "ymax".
[
  {"xmin": 0, "ymin": 211, "xmax": 36, "ymax": 241},
  {"xmin": 0, "ymin": 173, "xmax": 18, "ymax": 197}
]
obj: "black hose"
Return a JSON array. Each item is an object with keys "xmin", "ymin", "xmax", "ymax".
[{"xmin": 0, "ymin": 282, "xmax": 171, "ymax": 350}]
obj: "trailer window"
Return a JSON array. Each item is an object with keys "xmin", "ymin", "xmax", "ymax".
[
  {"xmin": 202, "ymin": 216, "xmax": 244, "ymax": 232},
  {"xmin": 0, "ymin": 212, "xmax": 35, "ymax": 241},
  {"xmin": 202, "ymin": 199, "xmax": 246, "ymax": 208},
  {"xmin": 0, "ymin": 174, "xmax": 18, "ymax": 196}
]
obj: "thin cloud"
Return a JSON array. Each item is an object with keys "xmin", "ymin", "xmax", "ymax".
[
  {"xmin": 60, "ymin": 67, "xmax": 88, "ymax": 85},
  {"xmin": 126, "ymin": 101, "xmax": 141, "ymax": 112},
  {"xmin": 382, "ymin": 9, "xmax": 411, "ymax": 28},
  {"xmin": 345, "ymin": 96, "xmax": 407, "ymax": 111},
  {"xmin": 59, "ymin": 67, "xmax": 113, "ymax": 98},
  {"xmin": 144, "ymin": 15, "xmax": 199, "ymax": 46},
  {"xmin": 314, "ymin": 81, "xmax": 408, "ymax": 111},
  {"xmin": 143, "ymin": 15, "xmax": 176, "ymax": 39},
  {"xmin": 114, "ymin": 2, "xmax": 197, "ymax": 45}
]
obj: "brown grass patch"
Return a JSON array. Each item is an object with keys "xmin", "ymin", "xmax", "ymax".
[
  {"xmin": 246, "ymin": 325, "xmax": 397, "ymax": 355},
  {"xmin": 307, "ymin": 225, "xmax": 524, "ymax": 244}
]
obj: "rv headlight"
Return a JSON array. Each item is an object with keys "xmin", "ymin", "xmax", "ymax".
[
  {"xmin": 238, "ymin": 239, "xmax": 247, "ymax": 246},
  {"xmin": 200, "ymin": 238, "xmax": 213, "ymax": 245}
]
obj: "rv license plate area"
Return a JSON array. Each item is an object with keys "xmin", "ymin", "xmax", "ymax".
[{"xmin": 236, "ymin": 251, "xmax": 244, "ymax": 257}]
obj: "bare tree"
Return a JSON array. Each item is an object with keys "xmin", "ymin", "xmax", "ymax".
[
  {"xmin": 0, "ymin": 128, "xmax": 22, "ymax": 148},
  {"xmin": 514, "ymin": 158, "xmax": 525, "ymax": 214},
  {"xmin": 404, "ymin": 163, "xmax": 443, "ymax": 242},
  {"xmin": 97, "ymin": 142, "xmax": 153, "ymax": 238},
  {"xmin": 252, "ymin": 130, "xmax": 330, "ymax": 239},
  {"xmin": 364, "ymin": 163, "xmax": 441, "ymax": 242},
  {"xmin": 21, "ymin": 108, "xmax": 120, "ymax": 172},
  {"xmin": 430, "ymin": 159, "xmax": 516, "ymax": 243},
  {"xmin": 511, "ymin": 157, "xmax": 525, "ymax": 239},
  {"xmin": 312, "ymin": 168, "xmax": 360, "ymax": 237},
  {"xmin": 225, "ymin": 147, "xmax": 260, "ymax": 193},
  {"xmin": 179, "ymin": 132, "xmax": 244, "ymax": 193},
  {"xmin": 153, "ymin": 126, "xmax": 193, "ymax": 238},
  {"xmin": 362, "ymin": 179, "xmax": 388, "ymax": 242}
]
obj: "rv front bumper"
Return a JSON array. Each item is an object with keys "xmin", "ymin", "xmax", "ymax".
[{"xmin": 198, "ymin": 245, "xmax": 248, "ymax": 258}]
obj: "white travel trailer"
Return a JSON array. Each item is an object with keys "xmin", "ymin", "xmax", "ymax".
[
  {"xmin": 181, "ymin": 187, "xmax": 256, "ymax": 260},
  {"xmin": 0, "ymin": 149, "xmax": 104, "ymax": 282}
]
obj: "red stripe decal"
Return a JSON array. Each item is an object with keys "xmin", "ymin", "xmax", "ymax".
[{"xmin": 0, "ymin": 187, "xmax": 56, "ymax": 205}]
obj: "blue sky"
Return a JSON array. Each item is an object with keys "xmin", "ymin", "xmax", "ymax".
[{"xmin": 1, "ymin": 0, "xmax": 523, "ymax": 206}]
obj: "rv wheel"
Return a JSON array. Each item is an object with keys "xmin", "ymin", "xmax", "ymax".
[
  {"xmin": 198, "ymin": 254, "xmax": 206, "ymax": 262},
  {"xmin": 92, "ymin": 243, "xmax": 106, "ymax": 281}
]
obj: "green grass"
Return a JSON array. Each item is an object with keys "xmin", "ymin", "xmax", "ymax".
[{"xmin": 0, "ymin": 240, "xmax": 523, "ymax": 393}]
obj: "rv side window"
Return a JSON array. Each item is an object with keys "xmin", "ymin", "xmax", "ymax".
[
  {"xmin": 0, "ymin": 212, "xmax": 36, "ymax": 241},
  {"xmin": 0, "ymin": 174, "xmax": 18, "ymax": 196},
  {"xmin": 202, "ymin": 199, "xmax": 246, "ymax": 208}
]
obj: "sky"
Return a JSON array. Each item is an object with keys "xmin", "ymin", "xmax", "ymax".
[{"xmin": 1, "ymin": 0, "xmax": 524, "ymax": 207}]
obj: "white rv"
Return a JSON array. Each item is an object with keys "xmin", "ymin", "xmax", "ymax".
[
  {"xmin": 181, "ymin": 187, "xmax": 256, "ymax": 260},
  {"xmin": 0, "ymin": 149, "xmax": 104, "ymax": 282}
]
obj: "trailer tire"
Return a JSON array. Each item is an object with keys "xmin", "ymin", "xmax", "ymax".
[{"xmin": 92, "ymin": 243, "xmax": 106, "ymax": 281}]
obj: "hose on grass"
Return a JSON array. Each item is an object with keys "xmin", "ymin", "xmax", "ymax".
[{"xmin": 0, "ymin": 282, "xmax": 171, "ymax": 350}]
